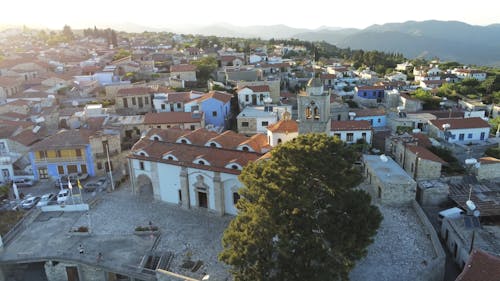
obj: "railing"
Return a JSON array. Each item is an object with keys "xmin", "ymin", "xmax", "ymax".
[
  {"xmin": 2, "ymin": 208, "xmax": 42, "ymax": 246},
  {"xmin": 34, "ymin": 156, "xmax": 85, "ymax": 163}
]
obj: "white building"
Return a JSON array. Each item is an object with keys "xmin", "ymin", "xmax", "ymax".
[
  {"xmin": 266, "ymin": 117, "xmax": 298, "ymax": 146},
  {"xmin": 452, "ymin": 68, "xmax": 487, "ymax": 81},
  {"xmin": 237, "ymin": 85, "xmax": 271, "ymax": 109},
  {"xmin": 330, "ymin": 120, "xmax": 373, "ymax": 144},
  {"xmin": 237, "ymin": 106, "xmax": 278, "ymax": 135},
  {"xmin": 428, "ymin": 118, "xmax": 490, "ymax": 143},
  {"xmin": 385, "ymin": 71, "xmax": 407, "ymax": 82},
  {"xmin": 128, "ymin": 128, "xmax": 270, "ymax": 216}
]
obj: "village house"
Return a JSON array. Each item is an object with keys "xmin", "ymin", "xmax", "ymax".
[
  {"xmin": 152, "ymin": 91, "xmax": 202, "ymax": 113},
  {"xmin": 354, "ymin": 85, "xmax": 385, "ymax": 105},
  {"xmin": 330, "ymin": 120, "xmax": 373, "ymax": 144},
  {"xmin": 170, "ymin": 64, "xmax": 197, "ymax": 82},
  {"xmin": 266, "ymin": 113, "xmax": 298, "ymax": 146},
  {"xmin": 320, "ymin": 73, "xmax": 337, "ymax": 89},
  {"xmin": 237, "ymin": 79, "xmax": 281, "ymax": 103},
  {"xmin": 29, "ymin": 129, "xmax": 96, "ymax": 180},
  {"xmin": 88, "ymin": 129, "xmax": 122, "ymax": 177},
  {"xmin": 142, "ymin": 111, "xmax": 205, "ymax": 131},
  {"xmin": 350, "ymin": 108, "xmax": 387, "ymax": 128},
  {"xmin": 237, "ymin": 106, "xmax": 277, "ymax": 135},
  {"xmin": 237, "ymin": 85, "xmax": 271, "ymax": 109},
  {"xmin": 385, "ymin": 71, "xmax": 407, "ymax": 82},
  {"xmin": 115, "ymin": 86, "xmax": 153, "ymax": 115},
  {"xmin": 128, "ymin": 127, "xmax": 270, "ymax": 215},
  {"xmin": 399, "ymin": 92, "xmax": 424, "ymax": 112},
  {"xmin": 185, "ymin": 91, "xmax": 233, "ymax": 129},
  {"xmin": 452, "ymin": 68, "xmax": 487, "ymax": 81},
  {"xmin": 428, "ymin": 117, "xmax": 490, "ymax": 143}
]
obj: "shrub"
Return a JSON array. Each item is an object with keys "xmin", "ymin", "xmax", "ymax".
[
  {"xmin": 485, "ymin": 147, "xmax": 500, "ymax": 159},
  {"xmin": 75, "ymin": 226, "xmax": 88, "ymax": 232}
]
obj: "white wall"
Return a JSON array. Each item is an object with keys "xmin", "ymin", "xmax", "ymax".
[
  {"xmin": 157, "ymin": 162, "xmax": 182, "ymax": 204},
  {"xmin": 268, "ymin": 131, "xmax": 298, "ymax": 146},
  {"xmin": 446, "ymin": 128, "xmax": 489, "ymax": 143},
  {"xmin": 256, "ymin": 116, "xmax": 278, "ymax": 134},
  {"xmin": 330, "ymin": 130, "xmax": 372, "ymax": 144}
]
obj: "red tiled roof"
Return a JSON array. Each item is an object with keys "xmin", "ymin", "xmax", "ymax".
[
  {"xmin": 10, "ymin": 128, "xmax": 45, "ymax": 147},
  {"xmin": 30, "ymin": 129, "xmax": 94, "ymax": 150},
  {"xmin": 178, "ymin": 128, "xmax": 219, "ymax": 146},
  {"xmin": 170, "ymin": 64, "xmax": 197, "ymax": 72},
  {"xmin": 239, "ymin": 134, "xmax": 270, "ymax": 152},
  {"xmin": 412, "ymin": 133, "xmax": 432, "ymax": 148},
  {"xmin": 194, "ymin": 91, "xmax": 232, "ymax": 104},
  {"xmin": 0, "ymin": 77, "xmax": 22, "ymax": 87},
  {"xmin": 143, "ymin": 112, "xmax": 203, "ymax": 125},
  {"xmin": 129, "ymin": 138, "xmax": 261, "ymax": 175},
  {"xmin": 355, "ymin": 85, "xmax": 386, "ymax": 91},
  {"xmin": 221, "ymin": 55, "xmax": 244, "ymax": 62},
  {"xmin": 331, "ymin": 120, "xmax": 372, "ymax": 131},
  {"xmin": 0, "ymin": 111, "xmax": 29, "ymax": 120},
  {"xmin": 240, "ymin": 85, "xmax": 270, "ymax": 93},
  {"xmin": 478, "ymin": 157, "xmax": 500, "ymax": 164},
  {"xmin": 455, "ymin": 249, "xmax": 500, "ymax": 281},
  {"xmin": 165, "ymin": 92, "xmax": 192, "ymax": 103},
  {"xmin": 267, "ymin": 119, "xmax": 298, "ymax": 133},
  {"xmin": 116, "ymin": 87, "xmax": 152, "ymax": 97},
  {"xmin": 81, "ymin": 65, "xmax": 101, "ymax": 75},
  {"xmin": 351, "ymin": 108, "xmax": 385, "ymax": 117},
  {"xmin": 320, "ymin": 73, "xmax": 336, "ymax": 79},
  {"xmin": 429, "ymin": 117, "xmax": 490, "ymax": 130},
  {"xmin": 406, "ymin": 145, "xmax": 446, "ymax": 164},
  {"xmin": 208, "ymin": 130, "xmax": 251, "ymax": 149}
]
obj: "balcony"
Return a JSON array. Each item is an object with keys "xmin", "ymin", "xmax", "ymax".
[
  {"xmin": 94, "ymin": 149, "xmax": 120, "ymax": 159},
  {"xmin": 34, "ymin": 156, "xmax": 85, "ymax": 164}
]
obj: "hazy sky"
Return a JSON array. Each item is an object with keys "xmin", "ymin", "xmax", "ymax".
[{"xmin": 2, "ymin": 0, "xmax": 499, "ymax": 30}]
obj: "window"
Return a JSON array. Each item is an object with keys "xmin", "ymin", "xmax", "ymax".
[
  {"xmin": 277, "ymin": 138, "xmax": 282, "ymax": 144},
  {"xmin": 181, "ymin": 139, "xmax": 187, "ymax": 144},
  {"xmin": 81, "ymin": 164, "xmax": 87, "ymax": 174},
  {"xmin": 198, "ymin": 160, "xmax": 205, "ymax": 165},
  {"xmin": 76, "ymin": 149, "xmax": 82, "ymax": 157},
  {"xmin": 97, "ymin": 162, "xmax": 102, "ymax": 170},
  {"xmin": 242, "ymin": 146, "xmax": 249, "ymax": 152},
  {"xmin": 346, "ymin": 133, "xmax": 354, "ymax": 142},
  {"xmin": 313, "ymin": 107, "xmax": 320, "ymax": 120},
  {"xmin": 468, "ymin": 133, "xmax": 473, "ymax": 139},
  {"xmin": 411, "ymin": 162, "xmax": 414, "ymax": 172},
  {"xmin": 190, "ymin": 125, "xmax": 196, "ymax": 130},
  {"xmin": 144, "ymin": 97, "xmax": 149, "ymax": 104},
  {"xmin": 245, "ymin": 95, "xmax": 249, "ymax": 102},
  {"xmin": 305, "ymin": 107, "xmax": 311, "ymax": 119},
  {"xmin": 210, "ymin": 143, "xmax": 217, "ymax": 147},
  {"xmin": 177, "ymin": 103, "xmax": 182, "ymax": 109},
  {"xmin": 377, "ymin": 118, "xmax": 381, "ymax": 123},
  {"xmin": 167, "ymin": 156, "xmax": 174, "ymax": 160},
  {"xmin": 241, "ymin": 122, "xmax": 249, "ymax": 127},
  {"xmin": 337, "ymin": 114, "xmax": 341, "ymax": 121},
  {"xmin": 139, "ymin": 161, "xmax": 145, "ymax": 170},
  {"xmin": 56, "ymin": 150, "xmax": 61, "ymax": 157},
  {"xmin": 362, "ymin": 132, "xmax": 367, "ymax": 140},
  {"xmin": 58, "ymin": 165, "xmax": 65, "ymax": 175},
  {"xmin": 138, "ymin": 97, "xmax": 143, "ymax": 108},
  {"xmin": 178, "ymin": 190, "xmax": 182, "ymax": 202},
  {"xmin": 231, "ymin": 165, "xmax": 239, "ymax": 170},
  {"xmin": 334, "ymin": 133, "xmax": 341, "ymax": 139},
  {"xmin": 132, "ymin": 97, "xmax": 136, "ymax": 105},
  {"xmin": 153, "ymin": 136, "xmax": 159, "ymax": 141},
  {"xmin": 123, "ymin": 98, "xmax": 128, "ymax": 108},
  {"xmin": 212, "ymin": 111, "xmax": 217, "ymax": 117},
  {"xmin": 459, "ymin": 133, "xmax": 464, "ymax": 141},
  {"xmin": 262, "ymin": 121, "xmax": 269, "ymax": 126},
  {"xmin": 260, "ymin": 94, "xmax": 264, "ymax": 101},
  {"xmin": 38, "ymin": 150, "xmax": 47, "ymax": 158},
  {"xmin": 38, "ymin": 168, "xmax": 48, "ymax": 179},
  {"xmin": 160, "ymin": 103, "xmax": 166, "ymax": 109},
  {"xmin": 233, "ymin": 192, "xmax": 240, "ymax": 205},
  {"xmin": 480, "ymin": 132, "xmax": 485, "ymax": 140},
  {"xmin": 363, "ymin": 92, "xmax": 367, "ymax": 97}
]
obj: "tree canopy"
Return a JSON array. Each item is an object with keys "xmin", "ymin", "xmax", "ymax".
[{"xmin": 220, "ymin": 134, "xmax": 382, "ymax": 281}]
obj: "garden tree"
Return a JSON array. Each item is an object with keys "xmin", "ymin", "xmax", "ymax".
[
  {"xmin": 190, "ymin": 56, "xmax": 218, "ymax": 83},
  {"xmin": 412, "ymin": 88, "xmax": 440, "ymax": 109},
  {"xmin": 113, "ymin": 49, "xmax": 131, "ymax": 61},
  {"xmin": 62, "ymin": 25, "xmax": 74, "ymax": 41},
  {"xmin": 220, "ymin": 134, "xmax": 382, "ymax": 281}
]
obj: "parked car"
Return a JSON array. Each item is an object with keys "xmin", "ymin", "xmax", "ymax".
[
  {"xmin": 13, "ymin": 178, "xmax": 35, "ymax": 187},
  {"xmin": 54, "ymin": 175, "xmax": 77, "ymax": 189},
  {"xmin": 83, "ymin": 178, "xmax": 107, "ymax": 192},
  {"xmin": 57, "ymin": 189, "xmax": 70, "ymax": 204},
  {"xmin": 36, "ymin": 193, "xmax": 57, "ymax": 207},
  {"xmin": 21, "ymin": 196, "xmax": 41, "ymax": 209},
  {"xmin": 69, "ymin": 172, "xmax": 89, "ymax": 181}
]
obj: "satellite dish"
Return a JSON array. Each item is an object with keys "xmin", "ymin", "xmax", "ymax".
[
  {"xmin": 466, "ymin": 200, "xmax": 476, "ymax": 211},
  {"xmin": 473, "ymin": 210, "xmax": 480, "ymax": 217}
]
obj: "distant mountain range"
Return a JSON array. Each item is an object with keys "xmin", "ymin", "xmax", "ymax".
[{"xmin": 123, "ymin": 20, "xmax": 499, "ymax": 66}]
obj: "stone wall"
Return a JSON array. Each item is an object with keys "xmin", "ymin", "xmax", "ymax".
[
  {"xmin": 237, "ymin": 117, "xmax": 257, "ymax": 135},
  {"xmin": 411, "ymin": 200, "xmax": 446, "ymax": 281},
  {"xmin": 476, "ymin": 162, "xmax": 500, "ymax": 180},
  {"xmin": 45, "ymin": 261, "xmax": 107, "ymax": 281}
]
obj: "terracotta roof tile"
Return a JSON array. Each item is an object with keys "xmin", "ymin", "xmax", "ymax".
[
  {"xmin": 10, "ymin": 128, "xmax": 46, "ymax": 147},
  {"xmin": 239, "ymin": 134, "xmax": 270, "ymax": 152},
  {"xmin": 178, "ymin": 128, "xmax": 219, "ymax": 146},
  {"xmin": 143, "ymin": 112, "xmax": 203, "ymax": 125},
  {"xmin": 208, "ymin": 130, "xmax": 250, "ymax": 149},
  {"xmin": 406, "ymin": 145, "xmax": 446, "ymax": 164},
  {"xmin": 145, "ymin": 127, "xmax": 187, "ymax": 142},
  {"xmin": 170, "ymin": 64, "xmax": 197, "ymax": 72},
  {"xmin": 30, "ymin": 129, "xmax": 94, "ymax": 150},
  {"xmin": 429, "ymin": 117, "xmax": 490, "ymax": 130},
  {"xmin": 455, "ymin": 249, "xmax": 500, "ymax": 281},
  {"xmin": 0, "ymin": 77, "xmax": 22, "ymax": 87},
  {"xmin": 351, "ymin": 108, "xmax": 386, "ymax": 117},
  {"xmin": 320, "ymin": 73, "xmax": 336, "ymax": 79},
  {"xmin": 194, "ymin": 91, "xmax": 232, "ymax": 104},
  {"xmin": 267, "ymin": 119, "xmax": 298, "ymax": 133},
  {"xmin": 331, "ymin": 120, "xmax": 372, "ymax": 131},
  {"xmin": 239, "ymin": 85, "xmax": 270, "ymax": 93},
  {"xmin": 116, "ymin": 87, "xmax": 152, "ymax": 97}
]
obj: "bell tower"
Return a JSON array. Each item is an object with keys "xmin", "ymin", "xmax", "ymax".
[{"xmin": 297, "ymin": 78, "xmax": 331, "ymax": 134}]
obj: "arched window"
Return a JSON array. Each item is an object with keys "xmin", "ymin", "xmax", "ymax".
[
  {"xmin": 231, "ymin": 165, "xmax": 239, "ymax": 170},
  {"xmin": 233, "ymin": 192, "xmax": 240, "ymax": 205},
  {"xmin": 198, "ymin": 160, "xmax": 205, "ymax": 165},
  {"xmin": 167, "ymin": 156, "xmax": 174, "ymax": 160},
  {"xmin": 242, "ymin": 146, "xmax": 249, "ymax": 152},
  {"xmin": 210, "ymin": 142, "xmax": 217, "ymax": 147},
  {"xmin": 277, "ymin": 138, "xmax": 282, "ymax": 144},
  {"xmin": 181, "ymin": 139, "xmax": 187, "ymax": 144},
  {"xmin": 305, "ymin": 106, "xmax": 312, "ymax": 119},
  {"xmin": 153, "ymin": 136, "xmax": 160, "ymax": 141},
  {"xmin": 313, "ymin": 107, "xmax": 320, "ymax": 120}
]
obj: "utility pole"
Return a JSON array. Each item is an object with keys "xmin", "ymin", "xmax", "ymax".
[{"xmin": 106, "ymin": 143, "xmax": 115, "ymax": 191}]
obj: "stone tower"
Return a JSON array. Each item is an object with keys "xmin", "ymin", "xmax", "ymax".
[{"xmin": 297, "ymin": 78, "xmax": 331, "ymax": 134}]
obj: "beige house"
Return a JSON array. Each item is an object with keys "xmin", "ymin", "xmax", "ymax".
[
  {"xmin": 170, "ymin": 64, "xmax": 197, "ymax": 81},
  {"xmin": 89, "ymin": 130, "xmax": 123, "ymax": 177},
  {"xmin": 115, "ymin": 87, "xmax": 153, "ymax": 115},
  {"xmin": 142, "ymin": 111, "xmax": 205, "ymax": 131}
]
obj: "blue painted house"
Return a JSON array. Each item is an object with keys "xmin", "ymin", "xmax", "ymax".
[
  {"xmin": 29, "ymin": 129, "xmax": 96, "ymax": 180},
  {"xmin": 352, "ymin": 108, "xmax": 387, "ymax": 128},
  {"xmin": 355, "ymin": 85, "xmax": 385, "ymax": 100},
  {"xmin": 188, "ymin": 91, "xmax": 233, "ymax": 129}
]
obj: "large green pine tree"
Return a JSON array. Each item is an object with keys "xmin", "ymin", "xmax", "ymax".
[{"xmin": 220, "ymin": 134, "xmax": 382, "ymax": 281}]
